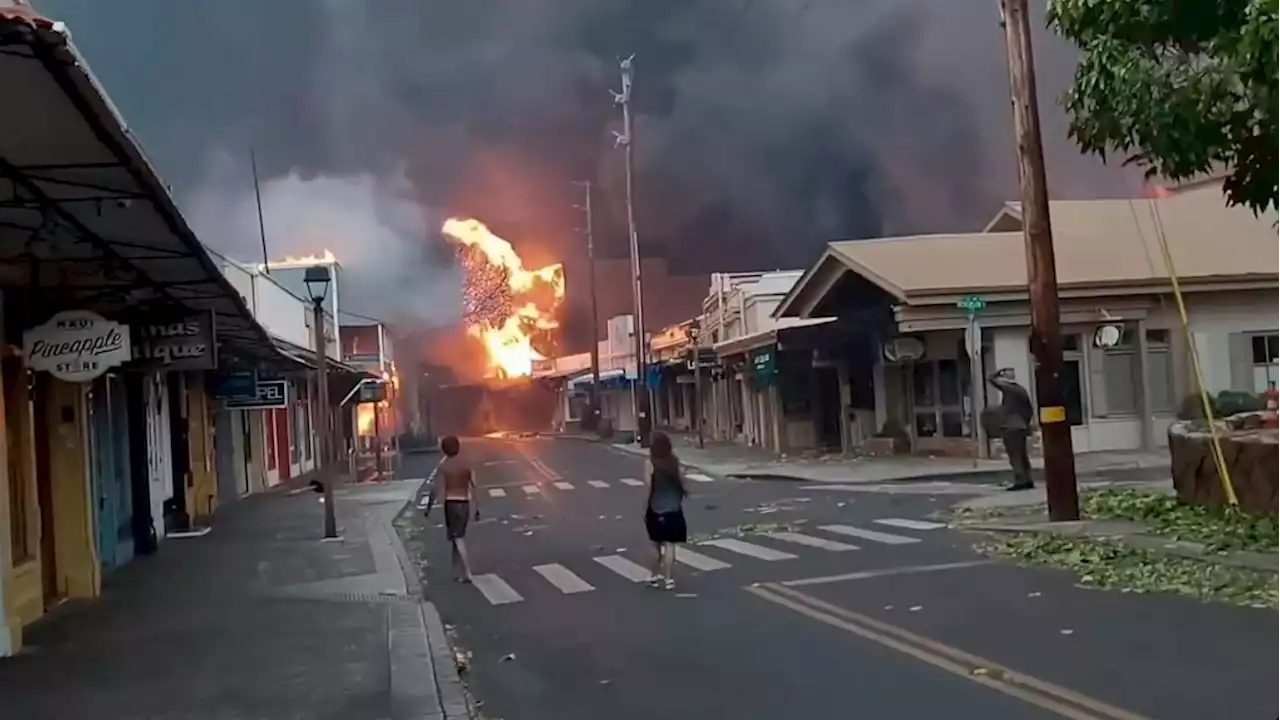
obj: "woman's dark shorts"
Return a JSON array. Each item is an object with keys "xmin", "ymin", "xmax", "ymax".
[
  {"xmin": 644, "ymin": 508, "xmax": 687, "ymax": 544},
  {"xmin": 444, "ymin": 500, "xmax": 470, "ymax": 540}
]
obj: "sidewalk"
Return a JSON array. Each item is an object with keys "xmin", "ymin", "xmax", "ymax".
[
  {"xmin": 605, "ymin": 432, "xmax": 1171, "ymax": 486},
  {"xmin": 0, "ymin": 472, "xmax": 466, "ymax": 720},
  {"xmin": 951, "ymin": 481, "xmax": 1278, "ymax": 575}
]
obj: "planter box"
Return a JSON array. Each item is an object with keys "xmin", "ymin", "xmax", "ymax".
[{"xmin": 865, "ymin": 436, "xmax": 910, "ymax": 457}]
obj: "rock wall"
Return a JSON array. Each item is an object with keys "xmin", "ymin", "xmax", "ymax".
[{"xmin": 1168, "ymin": 412, "xmax": 1278, "ymax": 515}]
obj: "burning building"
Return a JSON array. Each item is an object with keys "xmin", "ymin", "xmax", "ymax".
[
  {"xmin": 442, "ymin": 217, "xmax": 565, "ymax": 379},
  {"xmin": 416, "ymin": 218, "xmax": 566, "ymax": 437}
]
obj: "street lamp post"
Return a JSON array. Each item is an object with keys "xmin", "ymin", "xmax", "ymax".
[
  {"xmin": 305, "ymin": 265, "xmax": 337, "ymax": 539},
  {"xmin": 688, "ymin": 320, "xmax": 704, "ymax": 449}
]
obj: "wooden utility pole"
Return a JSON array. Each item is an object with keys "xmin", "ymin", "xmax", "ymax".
[
  {"xmin": 572, "ymin": 180, "xmax": 603, "ymax": 430},
  {"xmin": 1000, "ymin": 0, "xmax": 1080, "ymax": 521}
]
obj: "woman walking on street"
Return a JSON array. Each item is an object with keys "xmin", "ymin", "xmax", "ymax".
[{"xmin": 644, "ymin": 431, "xmax": 688, "ymax": 590}]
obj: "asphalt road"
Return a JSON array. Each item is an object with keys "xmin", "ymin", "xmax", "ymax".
[{"xmin": 399, "ymin": 438, "xmax": 1277, "ymax": 720}]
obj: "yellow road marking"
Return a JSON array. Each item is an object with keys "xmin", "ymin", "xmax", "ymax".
[
  {"xmin": 746, "ymin": 583, "xmax": 1150, "ymax": 720},
  {"xmin": 512, "ymin": 444, "xmax": 562, "ymax": 481}
]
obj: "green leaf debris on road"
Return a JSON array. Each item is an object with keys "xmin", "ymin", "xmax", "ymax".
[
  {"xmin": 980, "ymin": 533, "xmax": 1278, "ymax": 609},
  {"xmin": 1082, "ymin": 488, "xmax": 1279, "ymax": 553}
]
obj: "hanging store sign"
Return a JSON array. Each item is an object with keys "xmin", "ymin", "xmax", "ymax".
[
  {"xmin": 358, "ymin": 381, "xmax": 386, "ymax": 403},
  {"xmin": 23, "ymin": 310, "xmax": 132, "ymax": 383},
  {"xmin": 128, "ymin": 311, "xmax": 217, "ymax": 372},
  {"xmin": 212, "ymin": 371, "xmax": 258, "ymax": 399},
  {"xmin": 223, "ymin": 379, "xmax": 290, "ymax": 410},
  {"xmin": 749, "ymin": 345, "xmax": 778, "ymax": 387}
]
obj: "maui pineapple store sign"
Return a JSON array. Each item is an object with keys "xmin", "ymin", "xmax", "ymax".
[{"xmin": 24, "ymin": 310, "xmax": 132, "ymax": 383}]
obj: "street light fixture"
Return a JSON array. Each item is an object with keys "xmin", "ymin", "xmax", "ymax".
[
  {"xmin": 304, "ymin": 265, "xmax": 332, "ymax": 304},
  {"xmin": 305, "ymin": 265, "xmax": 338, "ymax": 538}
]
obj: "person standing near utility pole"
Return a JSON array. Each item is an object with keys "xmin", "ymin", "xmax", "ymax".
[{"xmin": 987, "ymin": 369, "xmax": 1035, "ymax": 491}]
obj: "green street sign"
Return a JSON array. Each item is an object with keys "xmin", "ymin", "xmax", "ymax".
[{"xmin": 957, "ymin": 295, "xmax": 985, "ymax": 312}]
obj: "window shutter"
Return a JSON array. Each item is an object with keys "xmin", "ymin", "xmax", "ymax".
[
  {"xmin": 1227, "ymin": 333, "xmax": 1251, "ymax": 391},
  {"xmin": 1088, "ymin": 346, "xmax": 1108, "ymax": 417}
]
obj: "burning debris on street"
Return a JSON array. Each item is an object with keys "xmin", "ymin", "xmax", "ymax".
[{"xmin": 442, "ymin": 217, "xmax": 565, "ymax": 379}]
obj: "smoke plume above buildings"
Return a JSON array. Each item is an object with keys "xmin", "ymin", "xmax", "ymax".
[
  {"xmin": 40, "ymin": 0, "xmax": 1140, "ymax": 339},
  {"xmin": 185, "ymin": 157, "xmax": 462, "ymax": 326}
]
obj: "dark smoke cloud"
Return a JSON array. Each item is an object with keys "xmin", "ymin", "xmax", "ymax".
[{"xmin": 36, "ymin": 0, "xmax": 1139, "ymax": 337}]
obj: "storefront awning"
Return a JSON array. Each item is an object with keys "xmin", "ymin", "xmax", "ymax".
[
  {"xmin": 567, "ymin": 367, "xmax": 635, "ymax": 390},
  {"xmin": 712, "ymin": 318, "xmax": 837, "ymax": 357},
  {"xmin": 268, "ymin": 336, "xmax": 372, "ymax": 377},
  {"xmin": 0, "ymin": 7, "xmax": 278, "ymax": 366}
]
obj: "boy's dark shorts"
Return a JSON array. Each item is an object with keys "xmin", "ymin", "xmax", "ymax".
[{"xmin": 444, "ymin": 500, "xmax": 470, "ymax": 540}]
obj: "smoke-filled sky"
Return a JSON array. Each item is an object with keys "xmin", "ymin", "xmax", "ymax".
[{"xmin": 36, "ymin": 0, "xmax": 1139, "ymax": 334}]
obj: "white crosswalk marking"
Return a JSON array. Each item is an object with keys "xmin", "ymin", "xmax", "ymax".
[
  {"xmin": 472, "ymin": 574, "xmax": 524, "ymax": 605},
  {"xmin": 553, "ymin": 481, "xmax": 575, "ymax": 490},
  {"xmin": 874, "ymin": 518, "xmax": 946, "ymax": 531},
  {"xmin": 673, "ymin": 548, "xmax": 732, "ymax": 571},
  {"xmin": 686, "ymin": 473, "xmax": 715, "ymax": 483},
  {"xmin": 487, "ymin": 488, "xmax": 507, "ymax": 498},
  {"xmin": 533, "ymin": 564, "xmax": 595, "ymax": 594},
  {"xmin": 619, "ymin": 478, "xmax": 645, "ymax": 486},
  {"xmin": 522, "ymin": 485, "xmax": 541, "ymax": 495},
  {"xmin": 765, "ymin": 531, "xmax": 859, "ymax": 552},
  {"xmin": 700, "ymin": 538, "xmax": 796, "ymax": 561},
  {"xmin": 593, "ymin": 554, "xmax": 652, "ymax": 582},
  {"xmin": 818, "ymin": 524, "xmax": 920, "ymax": 545},
  {"xmin": 588, "ymin": 480, "xmax": 610, "ymax": 488}
]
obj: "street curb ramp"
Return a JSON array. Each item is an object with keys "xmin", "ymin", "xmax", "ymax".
[{"xmin": 385, "ymin": 466, "xmax": 473, "ymax": 720}]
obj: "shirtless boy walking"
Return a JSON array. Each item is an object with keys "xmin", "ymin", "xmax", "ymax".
[{"xmin": 424, "ymin": 436, "xmax": 480, "ymax": 582}]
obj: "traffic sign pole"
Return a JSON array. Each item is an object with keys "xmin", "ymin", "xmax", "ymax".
[{"xmin": 958, "ymin": 297, "xmax": 989, "ymax": 461}]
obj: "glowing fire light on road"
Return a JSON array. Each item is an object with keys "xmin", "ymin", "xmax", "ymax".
[{"xmin": 442, "ymin": 217, "xmax": 565, "ymax": 378}]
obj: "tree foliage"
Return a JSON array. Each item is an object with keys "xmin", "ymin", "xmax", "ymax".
[{"xmin": 1048, "ymin": 0, "xmax": 1278, "ymax": 214}]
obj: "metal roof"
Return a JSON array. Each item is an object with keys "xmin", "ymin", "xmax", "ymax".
[{"xmin": 0, "ymin": 5, "xmax": 279, "ymax": 368}]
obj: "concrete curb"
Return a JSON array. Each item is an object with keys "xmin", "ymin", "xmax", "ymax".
[
  {"xmin": 385, "ymin": 476, "xmax": 472, "ymax": 720},
  {"xmin": 536, "ymin": 432, "xmax": 603, "ymax": 442},
  {"xmin": 609, "ymin": 441, "xmax": 1010, "ymax": 486},
  {"xmin": 958, "ymin": 519, "xmax": 1278, "ymax": 574},
  {"xmin": 603, "ymin": 442, "xmax": 735, "ymax": 483}
]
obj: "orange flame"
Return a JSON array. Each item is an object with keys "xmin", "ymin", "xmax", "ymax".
[
  {"xmin": 356, "ymin": 404, "xmax": 375, "ymax": 435},
  {"xmin": 442, "ymin": 218, "xmax": 565, "ymax": 378}
]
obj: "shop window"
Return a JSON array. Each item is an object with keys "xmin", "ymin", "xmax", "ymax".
[
  {"xmin": 568, "ymin": 391, "xmax": 588, "ymax": 422},
  {"xmin": 1147, "ymin": 330, "xmax": 1175, "ymax": 413},
  {"xmin": 912, "ymin": 359, "xmax": 967, "ymax": 438},
  {"xmin": 1030, "ymin": 333, "xmax": 1087, "ymax": 426},
  {"xmin": 301, "ymin": 402, "xmax": 313, "ymax": 461},
  {"xmin": 289, "ymin": 401, "xmax": 301, "ymax": 465},
  {"xmin": 1251, "ymin": 333, "xmax": 1279, "ymax": 364},
  {"xmin": 1102, "ymin": 352, "xmax": 1140, "ymax": 415},
  {"xmin": 4, "ymin": 356, "xmax": 31, "ymax": 563},
  {"xmin": 1097, "ymin": 329, "xmax": 1177, "ymax": 417},
  {"xmin": 266, "ymin": 411, "xmax": 278, "ymax": 471}
]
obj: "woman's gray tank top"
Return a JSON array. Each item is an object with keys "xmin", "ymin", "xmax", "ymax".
[{"xmin": 648, "ymin": 467, "xmax": 684, "ymax": 514}]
